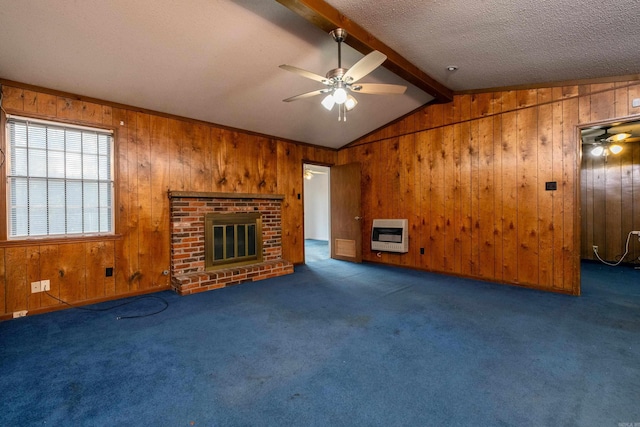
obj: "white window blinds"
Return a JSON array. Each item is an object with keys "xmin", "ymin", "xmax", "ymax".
[{"xmin": 6, "ymin": 116, "xmax": 114, "ymax": 238}]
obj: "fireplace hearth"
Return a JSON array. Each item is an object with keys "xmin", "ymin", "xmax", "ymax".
[{"xmin": 168, "ymin": 191, "xmax": 293, "ymax": 295}]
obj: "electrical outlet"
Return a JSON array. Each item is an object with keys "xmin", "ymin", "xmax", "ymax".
[
  {"xmin": 31, "ymin": 281, "xmax": 42, "ymax": 293},
  {"xmin": 13, "ymin": 310, "xmax": 28, "ymax": 318},
  {"xmin": 592, "ymin": 245, "xmax": 599, "ymax": 252},
  {"xmin": 31, "ymin": 280, "xmax": 50, "ymax": 293}
]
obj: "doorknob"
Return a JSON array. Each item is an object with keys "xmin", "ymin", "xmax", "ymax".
[{"xmin": 354, "ymin": 216, "xmax": 362, "ymax": 221}]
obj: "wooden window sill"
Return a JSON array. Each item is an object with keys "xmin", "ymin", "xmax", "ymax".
[{"xmin": 0, "ymin": 234, "xmax": 123, "ymax": 248}]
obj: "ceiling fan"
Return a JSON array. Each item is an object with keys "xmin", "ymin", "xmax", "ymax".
[
  {"xmin": 303, "ymin": 166, "xmax": 327, "ymax": 180},
  {"xmin": 279, "ymin": 28, "xmax": 407, "ymax": 121},
  {"xmin": 581, "ymin": 124, "xmax": 637, "ymax": 157}
]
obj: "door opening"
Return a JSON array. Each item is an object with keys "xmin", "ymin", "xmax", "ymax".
[
  {"xmin": 303, "ymin": 163, "xmax": 330, "ymax": 263},
  {"xmin": 580, "ymin": 119, "xmax": 640, "ymax": 273}
]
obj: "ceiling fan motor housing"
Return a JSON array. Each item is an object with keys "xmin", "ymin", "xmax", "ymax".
[{"xmin": 326, "ymin": 67, "xmax": 347, "ymax": 81}]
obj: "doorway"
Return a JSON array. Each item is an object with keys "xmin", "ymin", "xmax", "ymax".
[
  {"xmin": 303, "ymin": 164, "xmax": 330, "ymax": 262},
  {"xmin": 579, "ymin": 119, "xmax": 640, "ymax": 269}
]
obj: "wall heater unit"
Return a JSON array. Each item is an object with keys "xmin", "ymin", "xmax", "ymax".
[{"xmin": 371, "ymin": 219, "xmax": 409, "ymax": 253}]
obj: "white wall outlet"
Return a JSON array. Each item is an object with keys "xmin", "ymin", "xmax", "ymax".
[
  {"xmin": 592, "ymin": 245, "xmax": 598, "ymax": 252},
  {"xmin": 632, "ymin": 98, "xmax": 640, "ymax": 108},
  {"xmin": 13, "ymin": 310, "xmax": 28, "ymax": 318},
  {"xmin": 41, "ymin": 279, "xmax": 50, "ymax": 291},
  {"xmin": 31, "ymin": 281, "xmax": 42, "ymax": 293}
]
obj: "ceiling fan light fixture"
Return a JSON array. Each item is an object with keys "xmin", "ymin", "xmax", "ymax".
[
  {"xmin": 609, "ymin": 144, "xmax": 623, "ymax": 154},
  {"xmin": 333, "ymin": 87, "xmax": 347, "ymax": 105},
  {"xmin": 345, "ymin": 95, "xmax": 357, "ymax": 111},
  {"xmin": 321, "ymin": 94, "xmax": 335, "ymax": 111},
  {"xmin": 591, "ymin": 145, "xmax": 604, "ymax": 156}
]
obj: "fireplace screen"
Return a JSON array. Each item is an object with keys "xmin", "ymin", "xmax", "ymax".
[{"xmin": 205, "ymin": 212, "xmax": 263, "ymax": 270}]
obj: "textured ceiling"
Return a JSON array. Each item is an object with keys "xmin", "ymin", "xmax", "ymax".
[
  {"xmin": 1, "ymin": 1, "xmax": 639, "ymax": 149},
  {"xmin": 325, "ymin": 0, "xmax": 640, "ymax": 91}
]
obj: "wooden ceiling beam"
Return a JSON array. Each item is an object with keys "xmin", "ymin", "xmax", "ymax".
[{"xmin": 275, "ymin": 0, "xmax": 453, "ymax": 103}]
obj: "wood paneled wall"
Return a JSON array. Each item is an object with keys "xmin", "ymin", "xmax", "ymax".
[
  {"xmin": 581, "ymin": 142, "xmax": 640, "ymax": 264},
  {"xmin": 339, "ymin": 80, "xmax": 640, "ymax": 294},
  {"xmin": 0, "ymin": 83, "xmax": 336, "ymax": 317},
  {"xmin": 2, "ymin": 78, "xmax": 639, "ymax": 316}
]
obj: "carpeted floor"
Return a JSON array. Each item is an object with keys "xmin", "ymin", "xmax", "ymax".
[
  {"xmin": 305, "ymin": 239, "xmax": 330, "ymax": 262},
  {"xmin": 1, "ymin": 245, "xmax": 639, "ymax": 426}
]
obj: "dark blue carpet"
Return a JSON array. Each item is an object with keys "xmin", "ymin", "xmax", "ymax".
[
  {"xmin": 305, "ymin": 239, "xmax": 330, "ymax": 262},
  {"xmin": 1, "ymin": 249, "xmax": 639, "ymax": 426}
]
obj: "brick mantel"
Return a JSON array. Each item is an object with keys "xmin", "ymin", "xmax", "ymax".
[{"xmin": 169, "ymin": 191, "xmax": 293, "ymax": 295}]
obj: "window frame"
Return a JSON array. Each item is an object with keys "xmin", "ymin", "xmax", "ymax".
[{"xmin": 5, "ymin": 114, "xmax": 116, "ymax": 241}]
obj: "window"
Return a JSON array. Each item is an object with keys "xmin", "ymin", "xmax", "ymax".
[{"xmin": 6, "ymin": 115, "xmax": 114, "ymax": 238}]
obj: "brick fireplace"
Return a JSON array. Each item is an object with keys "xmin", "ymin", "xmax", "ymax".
[{"xmin": 168, "ymin": 191, "xmax": 294, "ymax": 295}]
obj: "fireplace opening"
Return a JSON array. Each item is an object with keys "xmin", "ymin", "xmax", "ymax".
[{"xmin": 205, "ymin": 212, "xmax": 263, "ymax": 270}]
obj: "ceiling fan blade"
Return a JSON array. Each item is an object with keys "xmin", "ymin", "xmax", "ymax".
[
  {"xmin": 283, "ymin": 89, "xmax": 329, "ymax": 102},
  {"xmin": 581, "ymin": 128, "xmax": 606, "ymax": 138},
  {"xmin": 350, "ymin": 83, "xmax": 407, "ymax": 95},
  {"xmin": 343, "ymin": 50, "xmax": 387, "ymax": 83},
  {"xmin": 279, "ymin": 65, "xmax": 330, "ymax": 84}
]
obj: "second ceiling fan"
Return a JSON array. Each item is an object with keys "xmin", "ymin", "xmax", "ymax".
[{"xmin": 279, "ymin": 28, "xmax": 407, "ymax": 121}]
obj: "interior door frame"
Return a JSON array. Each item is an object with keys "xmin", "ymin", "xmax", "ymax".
[
  {"xmin": 576, "ymin": 113, "xmax": 640, "ymax": 295},
  {"xmin": 301, "ymin": 160, "xmax": 334, "ymax": 263}
]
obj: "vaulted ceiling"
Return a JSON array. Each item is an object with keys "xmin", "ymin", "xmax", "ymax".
[{"xmin": 1, "ymin": 0, "xmax": 639, "ymax": 149}]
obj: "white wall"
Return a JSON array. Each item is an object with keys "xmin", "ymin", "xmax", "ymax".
[{"xmin": 303, "ymin": 166, "xmax": 329, "ymax": 241}]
